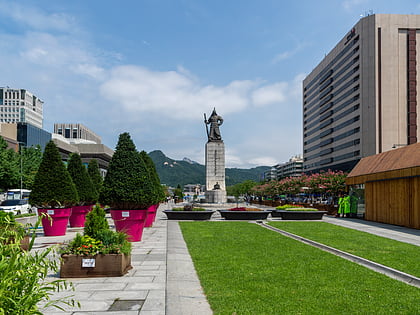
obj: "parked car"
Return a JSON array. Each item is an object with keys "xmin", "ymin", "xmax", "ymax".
[{"xmin": 0, "ymin": 199, "xmax": 35, "ymax": 215}]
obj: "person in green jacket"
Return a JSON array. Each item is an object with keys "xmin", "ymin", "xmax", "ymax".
[{"xmin": 337, "ymin": 194, "xmax": 351, "ymax": 217}]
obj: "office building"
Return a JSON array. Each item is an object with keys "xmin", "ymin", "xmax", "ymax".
[
  {"xmin": 303, "ymin": 14, "xmax": 420, "ymax": 173},
  {"xmin": 264, "ymin": 155, "xmax": 303, "ymax": 181},
  {"xmin": 0, "ymin": 87, "xmax": 43, "ymax": 129},
  {"xmin": 54, "ymin": 123, "xmax": 102, "ymax": 144},
  {"xmin": 52, "ymin": 123, "xmax": 113, "ymax": 177}
]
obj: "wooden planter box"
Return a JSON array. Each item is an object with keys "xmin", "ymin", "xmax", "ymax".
[
  {"xmin": 60, "ymin": 254, "xmax": 132, "ymax": 278},
  {"xmin": 272, "ymin": 210, "xmax": 327, "ymax": 220},
  {"xmin": 163, "ymin": 210, "xmax": 215, "ymax": 220},
  {"xmin": 218, "ymin": 210, "xmax": 270, "ymax": 220}
]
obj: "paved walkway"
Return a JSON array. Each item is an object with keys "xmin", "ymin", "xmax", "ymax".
[{"xmin": 31, "ymin": 204, "xmax": 420, "ymax": 314}]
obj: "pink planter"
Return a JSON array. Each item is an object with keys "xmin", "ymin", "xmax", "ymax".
[
  {"xmin": 38, "ymin": 208, "xmax": 72, "ymax": 236},
  {"xmin": 69, "ymin": 205, "xmax": 93, "ymax": 227},
  {"xmin": 110, "ymin": 209, "xmax": 148, "ymax": 242},
  {"xmin": 144, "ymin": 204, "xmax": 159, "ymax": 227}
]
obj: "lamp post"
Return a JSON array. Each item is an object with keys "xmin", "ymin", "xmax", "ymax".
[{"xmin": 18, "ymin": 142, "xmax": 25, "ymax": 198}]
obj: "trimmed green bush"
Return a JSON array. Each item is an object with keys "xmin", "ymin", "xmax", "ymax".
[
  {"xmin": 99, "ymin": 132, "xmax": 154, "ymax": 209},
  {"xmin": 140, "ymin": 150, "xmax": 165, "ymax": 205},
  {"xmin": 87, "ymin": 159, "xmax": 103, "ymax": 194},
  {"xmin": 29, "ymin": 141, "xmax": 79, "ymax": 208},
  {"xmin": 84, "ymin": 204, "xmax": 109, "ymax": 239},
  {"xmin": 67, "ymin": 153, "xmax": 98, "ymax": 205}
]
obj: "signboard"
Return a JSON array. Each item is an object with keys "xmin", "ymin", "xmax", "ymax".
[
  {"xmin": 122, "ymin": 211, "xmax": 130, "ymax": 218},
  {"xmin": 47, "ymin": 210, "xmax": 55, "ymax": 215},
  {"xmin": 82, "ymin": 258, "xmax": 95, "ymax": 268}
]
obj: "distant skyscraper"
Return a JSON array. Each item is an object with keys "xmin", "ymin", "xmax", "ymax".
[
  {"xmin": 303, "ymin": 14, "xmax": 420, "ymax": 173},
  {"xmin": 0, "ymin": 87, "xmax": 43, "ymax": 129}
]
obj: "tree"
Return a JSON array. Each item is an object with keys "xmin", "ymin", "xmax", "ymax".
[
  {"xmin": 29, "ymin": 141, "xmax": 79, "ymax": 208},
  {"xmin": 99, "ymin": 132, "xmax": 154, "ymax": 209},
  {"xmin": 67, "ymin": 153, "xmax": 98, "ymax": 205},
  {"xmin": 0, "ymin": 136, "xmax": 20, "ymax": 191},
  {"xmin": 20, "ymin": 145, "xmax": 42, "ymax": 190},
  {"xmin": 87, "ymin": 159, "xmax": 103, "ymax": 194},
  {"xmin": 139, "ymin": 150, "xmax": 165, "ymax": 205}
]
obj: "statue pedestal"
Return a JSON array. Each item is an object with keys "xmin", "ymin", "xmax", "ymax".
[
  {"xmin": 205, "ymin": 141, "xmax": 226, "ymax": 203},
  {"xmin": 205, "ymin": 190, "xmax": 226, "ymax": 204}
]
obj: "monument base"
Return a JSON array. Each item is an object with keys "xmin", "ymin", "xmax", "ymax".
[{"xmin": 205, "ymin": 190, "xmax": 226, "ymax": 204}]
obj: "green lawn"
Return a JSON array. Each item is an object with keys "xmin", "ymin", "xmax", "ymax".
[
  {"xmin": 180, "ymin": 221, "xmax": 420, "ymax": 315},
  {"xmin": 268, "ymin": 221, "xmax": 420, "ymax": 277}
]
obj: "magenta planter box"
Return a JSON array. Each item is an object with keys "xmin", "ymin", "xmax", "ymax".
[
  {"xmin": 145, "ymin": 204, "xmax": 159, "ymax": 227},
  {"xmin": 110, "ymin": 209, "xmax": 148, "ymax": 242},
  {"xmin": 69, "ymin": 205, "xmax": 93, "ymax": 227},
  {"xmin": 38, "ymin": 208, "xmax": 72, "ymax": 236}
]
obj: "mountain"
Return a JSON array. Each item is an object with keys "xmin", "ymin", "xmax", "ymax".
[{"xmin": 148, "ymin": 150, "xmax": 269, "ymax": 187}]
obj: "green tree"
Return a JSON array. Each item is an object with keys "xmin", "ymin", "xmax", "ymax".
[
  {"xmin": 99, "ymin": 132, "xmax": 155, "ymax": 209},
  {"xmin": 67, "ymin": 153, "xmax": 98, "ymax": 204},
  {"xmin": 29, "ymin": 140, "xmax": 79, "ymax": 208},
  {"xmin": 20, "ymin": 145, "xmax": 42, "ymax": 190},
  {"xmin": 140, "ymin": 150, "xmax": 165, "ymax": 205},
  {"xmin": 87, "ymin": 159, "xmax": 103, "ymax": 194},
  {"xmin": 173, "ymin": 184, "xmax": 184, "ymax": 201},
  {"xmin": 0, "ymin": 136, "xmax": 20, "ymax": 190}
]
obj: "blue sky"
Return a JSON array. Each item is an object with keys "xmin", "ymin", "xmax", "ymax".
[{"xmin": 1, "ymin": 0, "xmax": 419, "ymax": 168}]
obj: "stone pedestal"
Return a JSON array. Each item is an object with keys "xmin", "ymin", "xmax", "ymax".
[{"xmin": 205, "ymin": 141, "xmax": 226, "ymax": 203}]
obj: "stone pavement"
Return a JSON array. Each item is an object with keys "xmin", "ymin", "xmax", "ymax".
[
  {"xmin": 30, "ymin": 204, "xmax": 420, "ymax": 314},
  {"xmin": 36, "ymin": 204, "xmax": 211, "ymax": 315}
]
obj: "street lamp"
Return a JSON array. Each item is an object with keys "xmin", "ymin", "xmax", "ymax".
[{"xmin": 18, "ymin": 141, "xmax": 25, "ymax": 198}]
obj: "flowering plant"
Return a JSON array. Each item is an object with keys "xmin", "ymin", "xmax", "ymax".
[
  {"xmin": 60, "ymin": 231, "xmax": 131, "ymax": 256},
  {"xmin": 228, "ymin": 207, "xmax": 262, "ymax": 211}
]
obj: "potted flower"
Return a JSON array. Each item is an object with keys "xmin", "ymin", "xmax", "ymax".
[
  {"xmin": 99, "ymin": 133, "xmax": 155, "ymax": 242},
  {"xmin": 67, "ymin": 153, "xmax": 98, "ymax": 227},
  {"xmin": 29, "ymin": 141, "xmax": 79, "ymax": 236},
  {"xmin": 218, "ymin": 207, "xmax": 270, "ymax": 220},
  {"xmin": 163, "ymin": 203, "xmax": 215, "ymax": 220},
  {"xmin": 59, "ymin": 204, "xmax": 132, "ymax": 277},
  {"xmin": 271, "ymin": 204, "xmax": 326, "ymax": 220},
  {"xmin": 140, "ymin": 150, "xmax": 166, "ymax": 227}
]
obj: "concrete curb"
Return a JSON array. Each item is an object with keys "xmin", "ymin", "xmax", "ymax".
[
  {"xmin": 259, "ymin": 222, "xmax": 420, "ymax": 288},
  {"xmin": 166, "ymin": 221, "xmax": 213, "ymax": 315}
]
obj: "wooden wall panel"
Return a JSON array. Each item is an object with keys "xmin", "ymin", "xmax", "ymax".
[{"xmin": 365, "ymin": 177, "xmax": 420, "ymax": 229}]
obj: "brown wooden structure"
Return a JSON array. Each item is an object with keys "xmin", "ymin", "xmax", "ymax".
[{"xmin": 346, "ymin": 143, "xmax": 420, "ymax": 229}]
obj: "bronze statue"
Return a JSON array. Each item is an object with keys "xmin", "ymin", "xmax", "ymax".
[{"xmin": 204, "ymin": 108, "xmax": 223, "ymax": 141}]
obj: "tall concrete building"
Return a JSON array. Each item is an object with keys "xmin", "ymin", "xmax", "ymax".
[
  {"xmin": 303, "ymin": 14, "xmax": 420, "ymax": 173},
  {"xmin": 0, "ymin": 87, "xmax": 43, "ymax": 129}
]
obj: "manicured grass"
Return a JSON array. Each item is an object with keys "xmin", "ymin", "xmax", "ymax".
[
  {"xmin": 180, "ymin": 222, "xmax": 420, "ymax": 315},
  {"xmin": 269, "ymin": 221, "xmax": 420, "ymax": 277}
]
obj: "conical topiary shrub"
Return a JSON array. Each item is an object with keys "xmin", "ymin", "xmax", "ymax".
[
  {"xmin": 30, "ymin": 141, "xmax": 79, "ymax": 208},
  {"xmin": 68, "ymin": 153, "xmax": 98, "ymax": 205},
  {"xmin": 99, "ymin": 132, "xmax": 155, "ymax": 241},
  {"xmin": 29, "ymin": 140, "xmax": 79, "ymax": 236},
  {"xmin": 88, "ymin": 159, "xmax": 103, "ymax": 195},
  {"xmin": 139, "ymin": 150, "xmax": 165, "ymax": 227},
  {"xmin": 67, "ymin": 153, "xmax": 98, "ymax": 227},
  {"xmin": 99, "ymin": 132, "xmax": 154, "ymax": 210}
]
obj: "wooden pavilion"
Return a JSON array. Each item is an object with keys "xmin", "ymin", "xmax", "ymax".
[{"xmin": 346, "ymin": 142, "xmax": 420, "ymax": 229}]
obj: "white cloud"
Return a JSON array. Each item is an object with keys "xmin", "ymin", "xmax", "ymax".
[
  {"xmin": 100, "ymin": 65, "xmax": 301, "ymax": 120},
  {"xmin": 0, "ymin": 0, "xmax": 77, "ymax": 32},
  {"xmin": 252, "ymin": 82, "xmax": 287, "ymax": 107},
  {"xmin": 342, "ymin": 0, "xmax": 367, "ymax": 11}
]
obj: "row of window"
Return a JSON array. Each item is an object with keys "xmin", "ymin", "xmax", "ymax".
[
  {"xmin": 305, "ymin": 138, "xmax": 359, "ymax": 161},
  {"xmin": 303, "ymin": 34, "xmax": 359, "ymax": 97},
  {"xmin": 304, "ymin": 150, "xmax": 360, "ymax": 169},
  {"xmin": 304, "ymin": 46, "xmax": 360, "ymax": 107},
  {"xmin": 304, "ymin": 59, "xmax": 360, "ymax": 120}
]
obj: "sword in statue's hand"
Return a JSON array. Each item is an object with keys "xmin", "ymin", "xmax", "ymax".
[{"xmin": 204, "ymin": 113, "xmax": 209, "ymax": 139}]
